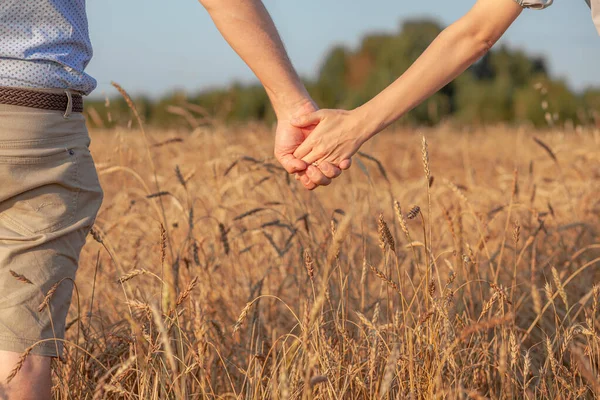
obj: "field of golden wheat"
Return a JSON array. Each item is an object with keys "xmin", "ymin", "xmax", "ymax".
[{"xmin": 38, "ymin": 100, "xmax": 600, "ymax": 399}]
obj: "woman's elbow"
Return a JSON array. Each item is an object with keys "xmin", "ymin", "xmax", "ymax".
[
  {"xmin": 456, "ymin": 9, "xmax": 519, "ymax": 59},
  {"xmin": 471, "ymin": 35, "xmax": 497, "ymax": 59},
  {"xmin": 198, "ymin": 0, "xmax": 217, "ymax": 11},
  {"xmin": 445, "ymin": 22, "xmax": 500, "ymax": 60},
  {"xmin": 473, "ymin": 30, "xmax": 500, "ymax": 57}
]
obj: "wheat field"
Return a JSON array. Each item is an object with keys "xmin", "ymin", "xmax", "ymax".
[{"xmin": 23, "ymin": 95, "xmax": 600, "ymax": 399}]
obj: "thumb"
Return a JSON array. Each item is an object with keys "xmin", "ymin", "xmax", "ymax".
[{"xmin": 291, "ymin": 111, "xmax": 323, "ymax": 128}]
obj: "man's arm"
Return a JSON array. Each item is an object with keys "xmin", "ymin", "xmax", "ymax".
[
  {"xmin": 290, "ymin": 0, "xmax": 523, "ymax": 170},
  {"xmin": 199, "ymin": 0, "xmax": 348, "ymax": 181},
  {"xmin": 199, "ymin": 0, "xmax": 308, "ymax": 118}
]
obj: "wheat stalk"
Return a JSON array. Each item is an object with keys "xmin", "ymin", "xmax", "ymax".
[
  {"xmin": 369, "ymin": 263, "xmax": 401, "ymax": 294},
  {"xmin": 552, "ymin": 267, "xmax": 569, "ymax": 309},
  {"xmin": 118, "ymin": 269, "xmax": 151, "ymax": 284},
  {"xmin": 39, "ymin": 281, "xmax": 63, "ymax": 312},
  {"xmin": 9, "ymin": 270, "xmax": 33, "ymax": 285},
  {"xmin": 377, "ymin": 213, "xmax": 396, "ymax": 253},
  {"xmin": 379, "ymin": 343, "xmax": 400, "ymax": 398},
  {"xmin": 523, "ymin": 350, "xmax": 531, "ymax": 391},
  {"xmin": 546, "ymin": 336, "xmax": 558, "ymax": 376},
  {"xmin": 304, "ymin": 249, "xmax": 314, "ymax": 281},
  {"xmin": 233, "ymin": 301, "xmax": 253, "ymax": 334},
  {"xmin": 176, "ymin": 276, "xmax": 199, "ymax": 306},
  {"xmin": 6, "ymin": 345, "xmax": 34, "ymax": 383}
]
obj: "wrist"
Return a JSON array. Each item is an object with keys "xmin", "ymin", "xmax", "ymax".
[
  {"xmin": 267, "ymin": 87, "xmax": 315, "ymax": 119},
  {"xmin": 352, "ymin": 104, "xmax": 382, "ymax": 144}
]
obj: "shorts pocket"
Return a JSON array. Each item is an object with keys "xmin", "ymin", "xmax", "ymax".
[{"xmin": 0, "ymin": 146, "xmax": 81, "ymax": 235}]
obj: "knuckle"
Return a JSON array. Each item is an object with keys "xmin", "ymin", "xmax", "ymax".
[
  {"xmin": 311, "ymin": 175, "xmax": 322, "ymax": 185},
  {"xmin": 319, "ymin": 176, "xmax": 331, "ymax": 185},
  {"xmin": 320, "ymin": 163, "xmax": 332, "ymax": 174},
  {"xmin": 326, "ymin": 169, "xmax": 338, "ymax": 179}
]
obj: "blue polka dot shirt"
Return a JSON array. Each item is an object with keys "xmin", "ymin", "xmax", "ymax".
[{"xmin": 0, "ymin": 0, "xmax": 96, "ymax": 95}]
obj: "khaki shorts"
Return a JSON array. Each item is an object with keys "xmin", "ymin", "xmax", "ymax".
[{"xmin": 0, "ymin": 103, "xmax": 103, "ymax": 357}]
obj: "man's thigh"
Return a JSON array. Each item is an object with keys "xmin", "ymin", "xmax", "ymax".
[{"xmin": 0, "ymin": 105, "xmax": 103, "ymax": 358}]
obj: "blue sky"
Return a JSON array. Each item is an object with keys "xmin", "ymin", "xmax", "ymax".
[{"xmin": 86, "ymin": 0, "xmax": 599, "ymax": 99}]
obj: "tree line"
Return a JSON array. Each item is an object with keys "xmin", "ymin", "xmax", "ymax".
[{"xmin": 85, "ymin": 19, "xmax": 600, "ymax": 129}]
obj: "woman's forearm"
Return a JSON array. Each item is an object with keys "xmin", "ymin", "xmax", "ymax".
[
  {"xmin": 355, "ymin": 0, "xmax": 522, "ymax": 141},
  {"xmin": 357, "ymin": 25, "xmax": 492, "ymax": 137}
]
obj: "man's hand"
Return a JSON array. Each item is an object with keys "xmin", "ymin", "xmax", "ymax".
[
  {"xmin": 274, "ymin": 100, "xmax": 317, "ymax": 174},
  {"xmin": 275, "ymin": 100, "xmax": 348, "ymax": 188}
]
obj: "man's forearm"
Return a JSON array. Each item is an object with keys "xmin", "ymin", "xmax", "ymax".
[
  {"xmin": 200, "ymin": 0, "xmax": 310, "ymax": 117},
  {"xmin": 355, "ymin": 0, "xmax": 522, "ymax": 140}
]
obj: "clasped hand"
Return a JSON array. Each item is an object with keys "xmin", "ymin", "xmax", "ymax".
[{"xmin": 274, "ymin": 101, "xmax": 368, "ymax": 190}]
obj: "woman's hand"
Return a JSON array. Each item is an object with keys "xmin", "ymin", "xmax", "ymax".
[
  {"xmin": 291, "ymin": 109, "xmax": 367, "ymax": 189},
  {"xmin": 275, "ymin": 100, "xmax": 353, "ymax": 188}
]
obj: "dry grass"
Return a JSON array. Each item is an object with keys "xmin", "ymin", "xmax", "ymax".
[{"xmin": 23, "ymin": 110, "xmax": 600, "ymax": 398}]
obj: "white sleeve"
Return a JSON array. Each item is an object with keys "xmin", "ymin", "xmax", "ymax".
[
  {"xmin": 514, "ymin": 0, "xmax": 554, "ymax": 9},
  {"xmin": 593, "ymin": 0, "xmax": 600, "ymax": 35}
]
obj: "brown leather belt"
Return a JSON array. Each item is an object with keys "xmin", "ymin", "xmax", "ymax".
[{"xmin": 0, "ymin": 87, "xmax": 83, "ymax": 113}]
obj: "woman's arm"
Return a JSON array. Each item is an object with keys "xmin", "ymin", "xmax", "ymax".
[{"xmin": 291, "ymin": 0, "xmax": 523, "ymax": 175}]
